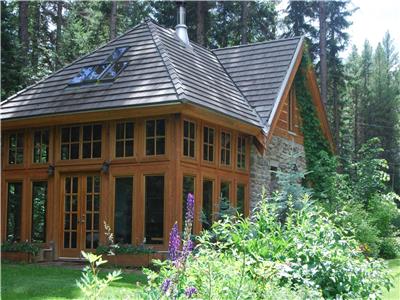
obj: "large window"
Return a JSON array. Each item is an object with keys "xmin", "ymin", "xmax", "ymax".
[
  {"xmin": 145, "ymin": 175, "xmax": 164, "ymax": 244},
  {"xmin": 7, "ymin": 182, "xmax": 23, "ymax": 242},
  {"xmin": 236, "ymin": 184, "xmax": 245, "ymax": 216},
  {"xmin": 146, "ymin": 120, "xmax": 166, "ymax": 156},
  {"xmin": 8, "ymin": 132, "xmax": 24, "ymax": 164},
  {"xmin": 114, "ymin": 177, "xmax": 133, "ymax": 244},
  {"xmin": 33, "ymin": 129, "xmax": 49, "ymax": 163},
  {"xmin": 220, "ymin": 131, "xmax": 231, "ymax": 166},
  {"xmin": 61, "ymin": 126, "xmax": 80, "ymax": 160},
  {"xmin": 182, "ymin": 176, "xmax": 195, "ymax": 229},
  {"xmin": 116, "ymin": 122, "xmax": 134, "ymax": 158},
  {"xmin": 183, "ymin": 120, "xmax": 195, "ymax": 158},
  {"xmin": 61, "ymin": 125, "xmax": 102, "ymax": 160},
  {"xmin": 220, "ymin": 181, "xmax": 231, "ymax": 214},
  {"xmin": 32, "ymin": 181, "xmax": 47, "ymax": 243},
  {"xmin": 237, "ymin": 136, "xmax": 246, "ymax": 169},
  {"xmin": 203, "ymin": 127, "xmax": 214, "ymax": 162},
  {"xmin": 202, "ymin": 180, "xmax": 213, "ymax": 230}
]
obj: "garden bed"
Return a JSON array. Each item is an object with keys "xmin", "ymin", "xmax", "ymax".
[{"xmin": 102, "ymin": 252, "xmax": 167, "ymax": 267}]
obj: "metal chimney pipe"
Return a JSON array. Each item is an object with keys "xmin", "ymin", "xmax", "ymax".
[{"xmin": 175, "ymin": 1, "xmax": 190, "ymax": 47}]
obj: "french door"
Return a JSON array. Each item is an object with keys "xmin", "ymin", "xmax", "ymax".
[{"xmin": 60, "ymin": 174, "xmax": 101, "ymax": 257}]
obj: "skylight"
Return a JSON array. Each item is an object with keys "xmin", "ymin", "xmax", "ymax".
[{"xmin": 69, "ymin": 47, "xmax": 129, "ymax": 85}]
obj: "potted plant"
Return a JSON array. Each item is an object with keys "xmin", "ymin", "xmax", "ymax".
[{"xmin": 1, "ymin": 241, "xmax": 41, "ymax": 263}]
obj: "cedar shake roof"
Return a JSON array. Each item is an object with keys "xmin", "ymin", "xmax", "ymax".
[{"xmin": 1, "ymin": 20, "xmax": 303, "ymax": 130}]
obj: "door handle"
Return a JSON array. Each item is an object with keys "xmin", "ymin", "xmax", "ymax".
[{"xmin": 81, "ymin": 216, "xmax": 85, "ymax": 223}]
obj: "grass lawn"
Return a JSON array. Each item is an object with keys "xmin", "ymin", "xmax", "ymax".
[
  {"xmin": 1, "ymin": 262, "xmax": 147, "ymax": 299},
  {"xmin": 383, "ymin": 259, "xmax": 400, "ymax": 300}
]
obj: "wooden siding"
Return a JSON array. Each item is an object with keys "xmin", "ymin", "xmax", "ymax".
[{"xmin": 1, "ymin": 110, "xmax": 251, "ymax": 258}]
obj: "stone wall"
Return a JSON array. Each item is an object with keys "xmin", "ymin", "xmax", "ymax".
[{"xmin": 249, "ymin": 135, "xmax": 306, "ymax": 212}]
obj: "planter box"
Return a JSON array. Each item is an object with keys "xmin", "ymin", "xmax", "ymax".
[
  {"xmin": 1, "ymin": 252, "xmax": 34, "ymax": 263},
  {"xmin": 102, "ymin": 252, "xmax": 167, "ymax": 267}
]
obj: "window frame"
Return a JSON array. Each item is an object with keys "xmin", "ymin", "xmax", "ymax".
[
  {"xmin": 235, "ymin": 182, "xmax": 248, "ymax": 217},
  {"xmin": 31, "ymin": 180, "xmax": 48, "ymax": 243},
  {"xmin": 220, "ymin": 130, "xmax": 232, "ymax": 168},
  {"xmin": 58, "ymin": 123, "xmax": 103, "ymax": 161},
  {"xmin": 182, "ymin": 119, "xmax": 196, "ymax": 160},
  {"xmin": 7, "ymin": 131, "xmax": 25, "ymax": 166},
  {"xmin": 202, "ymin": 125, "xmax": 216, "ymax": 164},
  {"xmin": 32, "ymin": 128, "xmax": 50, "ymax": 165},
  {"xmin": 236, "ymin": 135, "xmax": 247, "ymax": 170},
  {"xmin": 114, "ymin": 120, "xmax": 135, "ymax": 159},
  {"xmin": 145, "ymin": 119, "xmax": 167, "ymax": 157},
  {"xmin": 6, "ymin": 181, "xmax": 23, "ymax": 242}
]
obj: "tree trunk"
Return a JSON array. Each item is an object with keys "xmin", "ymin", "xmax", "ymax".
[
  {"xmin": 19, "ymin": 1, "xmax": 29, "ymax": 55},
  {"xmin": 110, "ymin": 1, "xmax": 117, "ymax": 40},
  {"xmin": 318, "ymin": 1, "xmax": 328, "ymax": 107},
  {"xmin": 196, "ymin": 1, "xmax": 206, "ymax": 46},
  {"xmin": 56, "ymin": 1, "xmax": 63, "ymax": 70},
  {"xmin": 31, "ymin": 2, "xmax": 41, "ymax": 70},
  {"xmin": 241, "ymin": 1, "xmax": 249, "ymax": 44}
]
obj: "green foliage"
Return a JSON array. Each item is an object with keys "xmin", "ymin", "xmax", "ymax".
[
  {"xmin": 1, "ymin": 241, "xmax": 41, "ymax": 256},
  {"xmin": 76, "ymin": 251, "xmax": 122, "ymax": 300},
  {"xmin": 95, "ymin": 244, "xmax": 155, "ymax": 255},
  {"xmin": 379, "ymin": 238, "xmax": 400, "ymax": 259}
]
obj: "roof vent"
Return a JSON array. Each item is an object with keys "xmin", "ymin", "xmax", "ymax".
[{"xmin": 175, "ymin": 2, "xmax": 190, "ymax": 47}]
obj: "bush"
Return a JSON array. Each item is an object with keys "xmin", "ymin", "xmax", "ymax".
[
  {"xmin": 138, "ymin": 192, "xmax": 393, "ymax": 299},
  {"xmin": 379, "ymin": 238, "xmax": 400, "ymax": 259},
  {"xmin": 1, "ymin": 241, "xmax": 41, "ymax": 256}
]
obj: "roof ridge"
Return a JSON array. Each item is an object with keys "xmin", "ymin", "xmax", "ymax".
[
  {"xmin": 1, "ymin": 22, "xmax": 145, "ymax": 105},
  {"xmin": 212, "ymin": 36, "xmax": 303, "ymax": 52},
  {"xmin": 146, "ymin": 20, "xmax": 186, "ymax": 101}
]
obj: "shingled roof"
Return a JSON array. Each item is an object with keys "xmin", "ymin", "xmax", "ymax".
[
  {"xmin": 1, "ymin": 20, "xmax": 304, "ymax": 131},
  {"xmin": 213, "ymin": 36, "xmax": 303, "ymax": 125}
]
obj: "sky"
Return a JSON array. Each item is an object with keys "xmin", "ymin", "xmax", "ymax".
[{"xmin": 277, "ymin": 0, "xmax": 400, "ymax": 59}]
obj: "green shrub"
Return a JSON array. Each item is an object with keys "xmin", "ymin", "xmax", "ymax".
[
  {"xmin": 1, "ymin": 241, "xmax": 41, "ymax": 256},
  {"xmin": 379, "ymin": 238, "xmax": 400, "ymax": 259},
  {"xmin": 95, "ymin": 244, "xmax": 155, "ymax": 255}
]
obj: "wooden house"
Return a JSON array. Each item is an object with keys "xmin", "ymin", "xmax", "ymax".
[{"xmin": 1, "ymin": 8, "xmax": 332, "ymax": 262}]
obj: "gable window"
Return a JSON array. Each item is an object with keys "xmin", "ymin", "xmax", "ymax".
[
  {"xmin": 33, "ymin": 129, "xmax": 49, "ymax": 163},
  {"xmin": 203, "ymin": 127, "xmax": 214, "ymax": 162},
  {"xmin": 32, "ymin": 181, "xmax": 47, "ymax": 243},
  {"xmin": 220, "ymin": 131, "xmax": 231, "ymax": 166},
  {"xmin": 69, "ymin": 47, "xmax": 129, "ymax": 85},
  {"xmin": 288, "ymin": 88, "xmax": 295, "ymax": 132},
  {"xmin": 8, "ymin": 132, "xmax": 24, "ymax": 164},
  {"xmin": 145, "ymin": 175, "xmax": 164, "ymax": 244},
  {"xmin": 61, "ymin": 126, "xmax": 80, "ymax": 160},
  {"xmin": 61, "ymin": 125, "xmax": 102, "ymax": 160},
  {"xmin": 116, "ymin": 122, "xmax": 134, "ymax": 158},
  {"xmin": 7, "ymin": 182, "xmax": 23, "ymax": 242},
  {"xmin": 114, "ymin": 177, "xmax": 133, "ymax": 244},
  {"xmin": 183, "ymin": 120, "xmax": 195, "ymax": 158},
  {"xmin": 237, "ymin": 135, "xmax": 246, "ymax": 169},
  {"xmin": 146, "ymin": 119, "xmax": 165, "ymax": 156}
]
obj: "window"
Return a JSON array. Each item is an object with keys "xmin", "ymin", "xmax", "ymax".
[
  {"xmin": 146, "ymin": 119, "xmax": 165, "ymax": 156},
  {"xmin": 61, "ymin": 126, "xmax": 80, "ymax": 160},
  {"xmin": 203, "ymin": 127, "xmax": 214, "ymax": 162},
  {"xmin": 64, "ymin": 176, "xmax": 78, "ymax": 249},
  {"xmin": 83, "ymin": 125, "xmax": 102, "ymax": 159},
  {"xmin": 270, "ymin": 166, "xmax": 279, "ymax": 192},
  {"xmin": 8, "ymin": 132, "xmax": 24, "ymax": 164},
  {"xmin": 220, "ymin": 131, "xmax": 231, "ymax": 166},
  {"xmin": 202, "ymin": 180, "xmax": 213, "ymax": 230},
  {"xmin": 61, "ymin": 125, "xmax": 102, "ymax": 160},
  {"xmin": 182, "ymin": 176, "xmax": 195, "ymax": 229},
  {"xmin": 32, "ymin": 181, "xmax": 47, "ymax": 243},
  {"xmin": 7, "ymin": 182, "xmax": 23, "ymax": 242},
  {"xmin": 115, "ymin": 122, "xmax": 134, "ymax": 158},
  {"xmin": 114, "ymin": 177, "xmax": 133, "ymax": 244},
  {"xmin": 85, "ymin": 176, "xmax": 100, "ymax": 249},
  {"xmin": 288, "ymin": 88, "xmax": 295, "ymax": 132},
  {"xmin": 236, "ymin": 184, "xmax": 245, "ymax": 215},
  {"xmin": 145, "ymin": 175, "xmax": 164, "ymax": 244},
  {"xmin": 69, "ymin": 47, "xmax": 129, "ymax": 85},
  {"xmin": 220, "ymin": 181, "xmax": 231, "ymax": 214},
  {"xmin": 237, "ymin": 136, "xmax": 246, "ymax": 169},
  {"xmin": 33, "ymin": 129, "xmax": 49, "ymax": 163},
  {"xmin": 183, "ymin": 120, "xmax": 195, "ymax": 158}
]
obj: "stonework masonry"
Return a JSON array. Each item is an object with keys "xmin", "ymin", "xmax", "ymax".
[{"xmin": 249, "ymin": 135, "xmax": 306, "ymax": 212}]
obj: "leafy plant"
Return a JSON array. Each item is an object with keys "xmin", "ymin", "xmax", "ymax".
[
  {"xmin": 76, "ymin": 251, "xmax": 122, "ymax": 300},
  {"xmin": 1, "ymin": 241, "xmax": 41, "ymax": 256}
]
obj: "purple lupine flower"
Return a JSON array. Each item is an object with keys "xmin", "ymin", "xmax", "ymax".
[
  {"xmin": 185, "ymin": 193, "xmax": 195, "ymax": 224},
  {"xmin": 168, "ymin": 222, "xmax": 181, "ymax": 261},
  {"xmin": 161, "ymin": 278, "xmax": 172, "ymax": 294},
  {"xmin": 181, "ymin": 239, "xmax": 194, "ymax": 260},
  {"xmin": 184, "ymin": 286, "xmax": 197, "ymax": 298}
]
